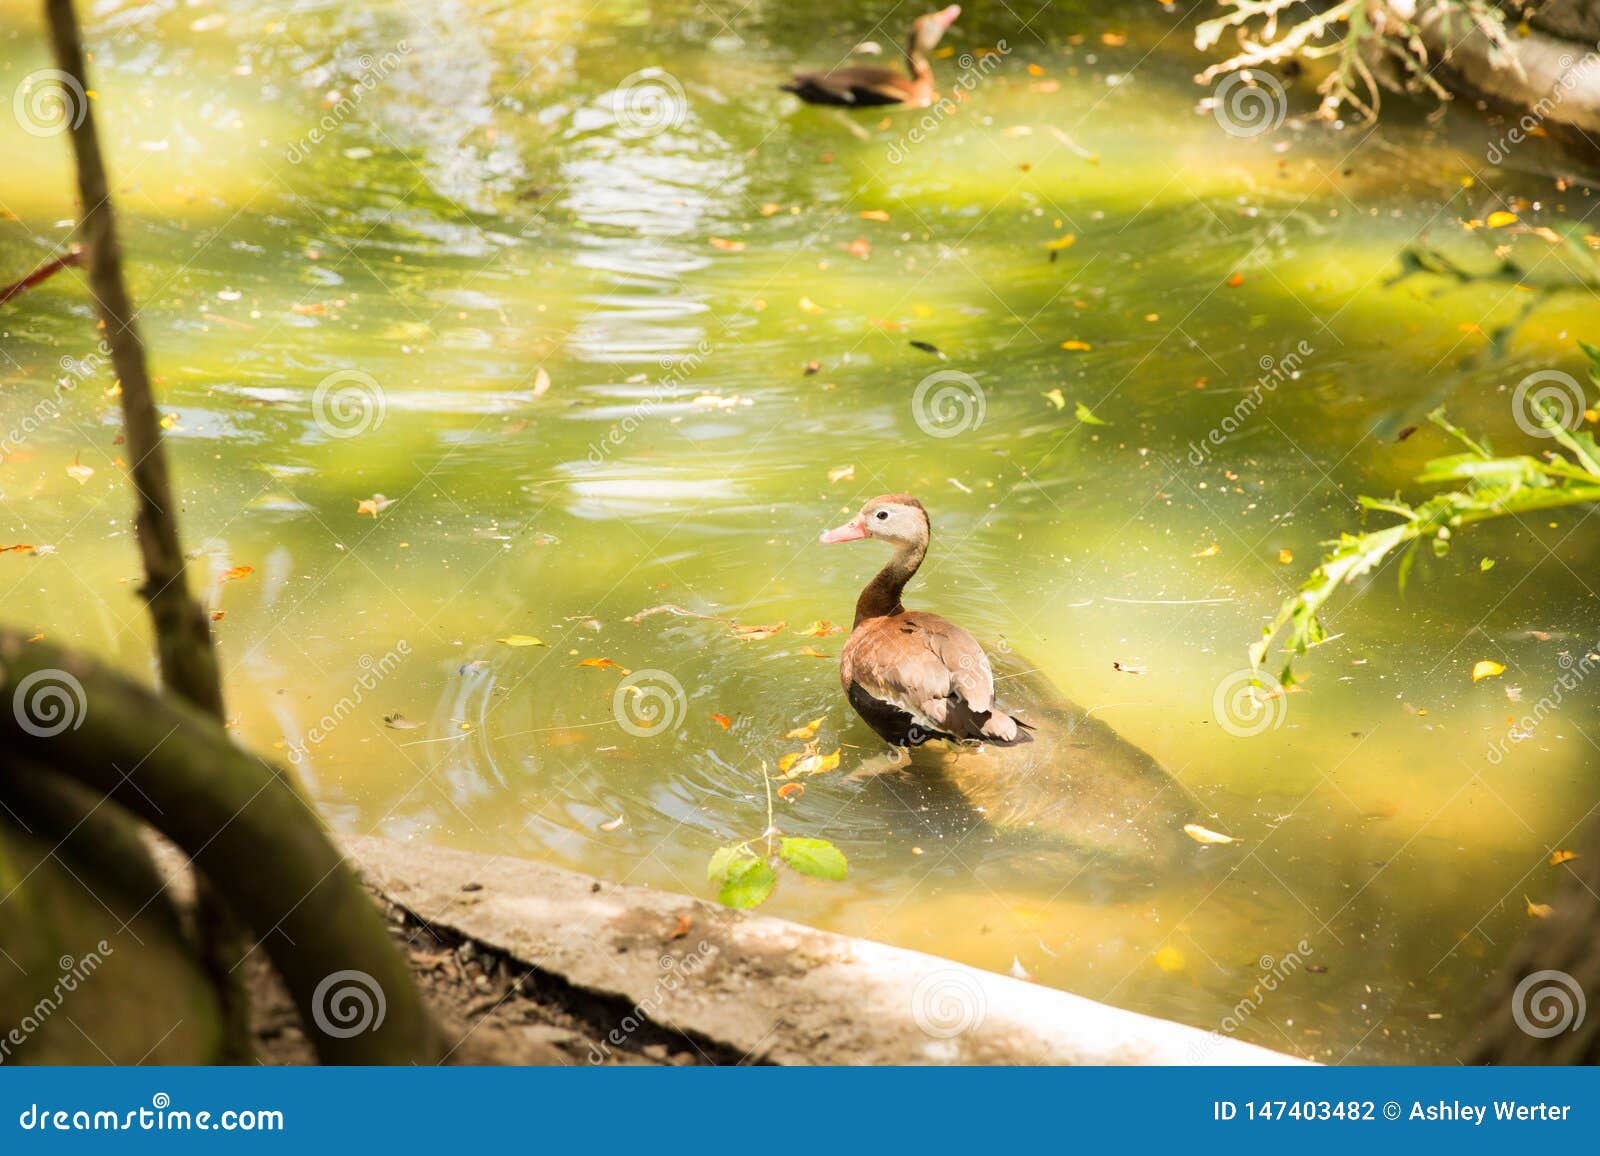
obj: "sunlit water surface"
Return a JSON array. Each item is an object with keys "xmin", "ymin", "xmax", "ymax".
[{"xmin": 4, "ymin": 0, "xmax": 1600, "ymax": 1062}]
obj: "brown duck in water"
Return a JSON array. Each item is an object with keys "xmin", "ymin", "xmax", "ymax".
[
  {"xmin": 820, "ymin": 493, "xmax": 1030, "ymax": 747},
  {"xmin": 782, "ymin": 6, "xmax": 961, "ymax": 109},
  {"xmin": 820, "ymin": 494, "xmax": 1197, "ymax": 883}
]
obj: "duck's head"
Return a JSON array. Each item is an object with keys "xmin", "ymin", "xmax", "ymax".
[
  {"xmin": 909, "ymin": 6, "xmax": 961, "ymax": 57},
  {"xmin": 820, "ymin": 494, "xmax": 929, "ymax": 549}
]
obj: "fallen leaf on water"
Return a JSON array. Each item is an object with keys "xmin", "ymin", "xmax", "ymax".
[
  {"xmin": 800, "ymin": 619, "xmax": 843, "ymax": 637},
  {"xmin": 66, "ymin": 456, "xmax": 94, "ymax": 484},
  {"xmin": 531, "ymin": 366, "xmax": 552, "ymax": 396},
  {"xmin": 219, "ymin": 565, "xmax": 254, "ymax": 583},
  {"xmin": 579, "ymin": 657, "xmax": 626, "ymax": 671},
  {"xmin": 1525, "ymin": 895, "xmax": 1553, "ymax": 918},
  {"xmin": 291, "ymin": 302, "xmax": 326, "ymax": 315},
  {"xmin": 803, "ymin": 360, "xmax": 821, "ymax": 375},
  {"xmin": 667, "ymin": 913, "xmax": 694, "ymax": 939},
  {"xmin": 211, "ymin": 611, "xmax": 226, "ymax": 621},
  {"xmin": 692, "ymin": 393, "xmax": 752, "ymax": 408},
  {"xmin": 383, "ymin": 712, "xmax": 424, "ymax": 730},
  {"xmin": 731, "ymin": 620, "xmax": 786, "ymax": 641},
  {"xmin": 1060, "ymin": 339, "xmax": 1093, "ymax": 351},
  {"xmin": 498, "ymin": 634, "xmax": 546, "ymax": 647},
  {"xmin": 1101, "ymin": 31, "xmax": 1127, "ymax": 46},
  {"xmin": 1074, "ymin": 401, "xmax": 1107, "ymax": 426},
  {"xmin": 599, "ymin": 815, "xmax": 625, "ymax": 832},
  {"xmin": 759, "ymin": 202, "xmax": 782, "ymax": 217},
  {"xmin": 777, "ymin": 781, "xmax": 805, "ymax": 801},
  {"xmin": 858, "ymin": 209, "xmax": 890, "ymax": 221},
  {"xmin": 1530, "ymin": 226, "xmax": 1562, "ymax": 244},
  {"xmin": 827, "ymin": 465, "xmax": 855, "ymax": 484},
  {"xmin": 357, "ymin": 494, "xmax": 392, "ymax": 517},
  {"xmin": 798, "ymin": 296, "xmax": 824, "ymax": 313},
  {"xmin": 909, "ymin": 340, "xmax": 944, "ymax": 358},
  {"xmin": 709, "ymin": 236, "xmax": 746, "ymax": 251},
  {"xmin": 1112, "ymin": 661, "xmax": 1146, "ymax": 675},
  {"xmin": 1472, "ymin": 659, "xmax": 1506, "ymax": 682},
  {"xmin": 845, "ymin": 237, "xmax": 871, "ymax": 259},
  {"xmin": 786, "ymin": 716, "xmax": 825, "ymax": 741},
  {"xmin": 1154, "ymin": 945, "xmax": 1186, "ymax": 973},
  {"xmin": 798, "ymin": 645, "xmax": 831, "ymax": 658},
  {"xmin": 1278, "ymin": 548, "xmax": 1294, "ymax": 564},
  {"xmin": 1225, "ymin": 271, "xmax": 1245, "ymax": 288},
  {"xmin": 780, "ymin": 748, "xmax": 841, "ymax": 777},
  {"xmin": 1192, "ymin": 543, "xmax": 1220, "ymax": 558},
  {"xmin": 1045, "ymin": 233, "xmax": 1076, "ymax": 251},
  {"xmin": 1183, "ymin": 823, "xmax": 1238, "ymax": 845},
  {"xmin": 1550, "ymin": 849, "xmax": 1578, "ymax": 866},
  {"xmin": 711, "ymin": 712, "xmax": 732, "ymax": 729},
  {"xmin": 1486, "ymin": 210, "xmax": 1518, "ymax": 228},
  {"xmin": 1042, "ymin": 388, "xmax": 1066, "ymax": 410},
  {"xmin": 0, "ymin": 544, "xmax": 36, "ymax": 554}
]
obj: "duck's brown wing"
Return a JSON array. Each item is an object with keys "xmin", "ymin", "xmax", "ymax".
[
  {"xmin": 841, "ymin": 612, "xmax": 1030, "ymax": 743},
  {"xmin": 781, "ymin": 67, "xmax": 914, "ymax": 107}
]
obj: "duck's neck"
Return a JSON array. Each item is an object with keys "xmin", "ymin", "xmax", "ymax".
[
  {"xmin": 903, "ymin": 34, "xmax": 932, "ymax": 82},
  {"xmin": 854, "ymin": 539, "xmax": 926, "ymax": 627}
]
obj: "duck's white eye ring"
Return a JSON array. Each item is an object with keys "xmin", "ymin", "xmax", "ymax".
[{"xmin": 875, "ymin": 510, "xmax": 890, "ymax": 520}]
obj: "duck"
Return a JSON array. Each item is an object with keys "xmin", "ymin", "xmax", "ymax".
[
  {"xmin": 782, "ymin": 6, "xmax": 962, "ymax": 109},
  {"xmin": 819, "ymin": 494, "xmax": 1032, "ymax": 749}
]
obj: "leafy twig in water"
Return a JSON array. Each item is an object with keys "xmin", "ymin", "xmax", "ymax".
[
  {"xmin": 706, "ymin": 762, "xmax": 848, "ymax": 908},
  {"xmin": 1253, "ymin": 346, "xmax": 1600, "ymax": 684}
]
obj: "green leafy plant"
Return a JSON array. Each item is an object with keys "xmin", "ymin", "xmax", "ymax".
[
  {"xmin": 1254, "ymin": 345, "xmax": 1600, "ymax": 685},
  {"xmin": 707, "ymin": 764, "xmax": 847, "ymax": 909}
]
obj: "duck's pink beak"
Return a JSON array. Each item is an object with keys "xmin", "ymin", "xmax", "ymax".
[
  {"xmin": 933, "ymin": 4, "xmax": 961, "ymax": 30},
  {"xmin": 819, "ymin": 515, "xmax": 869, "ymax": 544}
]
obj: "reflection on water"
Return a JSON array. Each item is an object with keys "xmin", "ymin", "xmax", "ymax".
[{"xmin": 3, "ymin": 0, "xmax": 1599, "ymax": 1063}]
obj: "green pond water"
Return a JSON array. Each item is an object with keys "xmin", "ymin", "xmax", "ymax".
[{"xmin": 3, "ymin": 0, "xmax": 1600, "ymax": 1063}]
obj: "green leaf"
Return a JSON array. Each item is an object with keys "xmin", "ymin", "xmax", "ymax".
[
  {"xmin": 779, "ymin": 836, "xmax": 848, "ymax": 881},
  {"xmin": 717, "ymin": 858, "xmax": 777, "ymax": 908},
  {"xmin": 497, "ymin": 634, "xmax": 546, "ymax": 647},
  {"xmin": 1074, "ymin": 401, "xmax": 1107, "ymax": 426},
  {"xmin": 707, "ymin": 842, "xmax": 753, "ymax": 884}
]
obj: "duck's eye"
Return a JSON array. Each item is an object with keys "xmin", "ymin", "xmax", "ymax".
[{"xmin": 875, "ymin": 510, "xmax": 890, "ymax": 521}]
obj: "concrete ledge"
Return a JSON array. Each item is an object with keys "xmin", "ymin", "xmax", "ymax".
[{"xmin": 349, "ymin": 836, "xmax": 1304, "ymax": 1066}]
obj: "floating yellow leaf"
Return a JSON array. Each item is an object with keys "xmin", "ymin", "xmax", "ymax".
[
  {"xmin": 781, "ymin": 748, "xmax": 841, "ymax": 778},
  {"xmin": 1550, "ymin": 849, "xmax": 1578, "ymax": 866},
  {"xmin": 1525, "ymin": 895, "xmax": 1553, "ymax": 919},
  {"xmin": 798, "ymin": 645, "xmax": 831, "ymax": 658},
  {"xmin": 798, "ymin": 296, "xmax": 824, "ymax": 313},
  {"xmin": 711, "ymin": 712, "xmax": 732, "ymax": 730},
  {"xmin": 1042, "ymin": 388, "xmax": 1066, "ymax": 410},
  {"xmin": 1472, "ymin": 659, "xmax": 1506, "ymax": 682},
  {"xmin": 800, "ymin": 619, "xmax": 843, "ymax": 637},
  {"xmin": 1486, "ymin": 210, "xmax": 1518, "ymax": 228},
  {"xmin": 732, "ymin": 620, "xmax": 786, "ymax": 641},
  {"xmin": 759, "ymin": 203, "xmax": 782, "ymax": 217},
  {"xmin": 1278, "ymin": 548, "xmax": 1294, "ymax": 564},
  {"xmin": 785, "ymin": 716, "xmax": 825, "ymax": 741},
  {"xmin": 1225, "ymin": 271, "xmax": 1245, "ymax": 288},
  {"xmin": 1192, "ymin": 543, "xmax": 1220, "ymax": 558},
  {"xmin": 497, "ymin": 634, "xmax": 547, "ymax": 647},
  {"xmin": 709, "ymin": 236, "xmax": 746, "ymax": 251},
  {"xmin": 858, "ymin": 209, "xmax": 891, "ymax": 221},
  {"xmin": 827, "ymin": 465, "xmax": 855, "ymax": 484},
  {"xmin": 356, "ymin": 493, "xmax": 392, "ymax": 517},
  {"xmin": 1183, "ymin": 823, "xmax": 1238, "ymax": 845},
  {"xmin": 65, "ymin": 457, "xmax": 94, "ymax": 484},
  {"xmin": 1153, "ymin": 945, "xmax": 1186, "ymax": 973},
  {"xmin": 579, "ymin": 657, "xmax": 626, "ymax": 671},
  {"xmin": 1060, "ymin": 339, "xmax": 1092, "ymax": 351},
  {"xmin": 778, "ymin": 781, "xmax": 805, "ymax": 801},
  {"xmin": 531, "ymin": 366, "xmax": 552, "ymax": 397},
  {"xmin": 219, "ymin": 565, "xmax": 254, "ymax": 583},
  {"xmin": 1045, "ymin": 233, "xmax": 1076, "ymax": 251}
]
